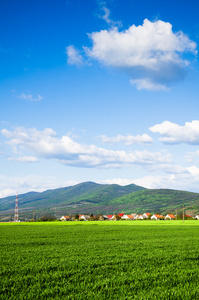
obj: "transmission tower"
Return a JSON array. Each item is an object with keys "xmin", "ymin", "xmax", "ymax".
[{"xmin": 14, "ymin": 193, "xmax": 18, "ymax": 222}]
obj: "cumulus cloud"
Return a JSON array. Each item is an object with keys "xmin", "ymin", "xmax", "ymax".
[
  {"xmin": 1, "ymin": 127, "xmax": 171, "ymax": 168},
  {"xmin": 150, "ymin": 120, "xmax": 199, "ymax": 144},
  {"xmin": 100, "ymin": 133, "xmax": 153, "ymax": 145},
  {"xmin": 18, "ymin": 92, "xmax": 44, "ymax": 102},
  {"xmin": 133, "ymin": 169, "xmax": 199, "ymax": 192},
  {"xmin": 102, "ymin": 164, "xmax": 199, "ymax": 191},
  {"xmin": 81, "ymin": 19, "xmax": 197, "ymax": 90},
  {"xmin": 66, "ymin": 45, "xmax": 83, "ymax": 65}
]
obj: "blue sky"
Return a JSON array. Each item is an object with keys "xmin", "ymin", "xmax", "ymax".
[{"xmin": 1, "ymin": 0, "xmax": 199, "ymax": 197}]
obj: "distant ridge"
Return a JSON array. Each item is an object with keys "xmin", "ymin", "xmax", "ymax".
[
  {"xmin": 0, "ymin": 182, "xmax": 198, "ymax": 221},
  {"xmin": 0, "ymin": 181, "xmax": 144, "ymax": 220}
]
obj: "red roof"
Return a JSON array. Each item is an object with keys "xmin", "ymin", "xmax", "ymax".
[
  {"xmin": 144, "ymin": 213, "xmax": 151, "ymax": 216},
  {"xmin": 107, "ymin": 215, "xmax": 113, "ymax": 219},
  {"xmin": 118, "ymin": 213, "xmax": 124, "ymax": 217},
  {"xmin": 186, "ymin": 214, "xmax": 192, "ymax": 218}
]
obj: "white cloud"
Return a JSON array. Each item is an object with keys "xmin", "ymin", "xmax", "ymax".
[
  {"xmin": 100, "ymin": 133, "xmax": 153, "ymax": 145},
  {"xmin": 187, "ymin": 165, "xmax": 199, "ymax": 176},
  {"xmin": 0, "ymin": 188, "xmax": 17, "ymax": 198},
  {"xmin": 1, "ymin": 127, "xmax": 171, "ymax": 168},
  {"xmin": 132, "ymin": 164, "xmax": 199, "ymax": 191},
  {"xmin": 97, "ymin": 2, "xmax": 122, "ymax": 27},
  {"xmin": 150, "ymin": 120, "xmax": 199, "ymax": 144},
  {"xmin": 1, "ymin": 162, "xmax": 199, "ymax": 197},
  {"xmin": 137, "ymin": 174, "xmax": 199, "ymax": 192},
  {"xmin": 83, "ymin": 19, "xmax": 197, "ymax": 90},
  {"xmin": 0, "ymin": 174, "xmax": 79, "ymax": 198},
  {"xmin": 8, "ymin": 156, "xmax": 39, "ymax": 162},
  {"xmin": 147, "ymin": 163, "xmax": 189, "ymax": 174},
  {"xmin": 18, "ymin": 92, "xmax": 44, "ymax": 102},
  {"xmin": 66, "ymin": 45, "xmax": 83, "ymax": 65},
  {"xmin": 130, "ymin": 78, "xmax": 168, "ymax": 91},
  {"xmin": 102, "ymin": 178, "xmax": 136, "ymax": 186},
  {"xmin": 187, "ymin": 150, "xmax": 199, "ymax": 163},
  {"xmin": 99, "ymin": 4, "xmax": 112, "ymax": 24},
  {"xmin": 101, "ymin": 164, "xmax": 199, "ymax": 191}
]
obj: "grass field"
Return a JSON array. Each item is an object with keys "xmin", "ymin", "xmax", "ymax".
[{"xmin": 0, "ymin": 221, "xmax": 199, "ymax": 299}]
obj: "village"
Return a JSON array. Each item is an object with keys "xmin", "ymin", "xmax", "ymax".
[{"xmin": 60, "ymin": 213, "xmax": 199, "ymax": 221}]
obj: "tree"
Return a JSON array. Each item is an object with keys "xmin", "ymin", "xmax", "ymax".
[
  {"xmin": 93, "ymin": 214, "xmax": 103, "ymax": 221},
  {"xmin": 40, "ymin": 214, "xmax": 56, "ymax": 221},
  {"xmin": 75, "ymin": 213, "xmax": 79, "ymax": 220},
  {"xmin": 146, "ymin": 214, "xmax": 152, "ymax": 220}
]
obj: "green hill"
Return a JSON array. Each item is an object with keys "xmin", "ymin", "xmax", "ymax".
[
  {"xmin": 0, "ymin": 181, "xmax": 145, "ymax": 220},
  {"xmin": 0, "ymin": 182, "xmax": 199, "ymax": 221},
  {"xmin": 105, "ymin": 189, "xmax": 199, "ymax": 215}
]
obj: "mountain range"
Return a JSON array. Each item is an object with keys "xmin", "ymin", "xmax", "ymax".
[{"xmin": 0, "ymin": 181, "xmax": 199, "ymax": 221}]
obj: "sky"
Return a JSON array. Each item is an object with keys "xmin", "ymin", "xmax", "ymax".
[{"xmin": 1, "ymin": 0, "xmax": 199, "ymax": 197}]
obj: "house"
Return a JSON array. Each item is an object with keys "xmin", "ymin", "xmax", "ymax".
[
  {"xmin": 107, "ymin": 215, "xmax": 113, "ymax": 220},
  {"xmin": 195, "ymin": 215, "xmax": 199, "ymax": 220},
  {"xmin": 111, "ymin": 215, "xmax": 122, "ymax": 220},
  {"xmin": 60, "ymin": 215, "xmax": 70, "ymax": 221},
  {"xmin": 79, "ymin": 214, "xmax": 90, "ymax": 221},
  {"xmin": 133, "ymin": 214, "xmax": 141, "ymax": 220},
  {"xmin": 138, "ymin": 214, "xmax": 144, "ymax": 220},
  {"xmin": 185, "ymin": 214, "xmax": 193, "ymax": 219},
  {"xmin": 102, "ymin": 215, "xmax": 109, "ymax": 220},
  {"xmin": 121, "ymin": 214, "xmax": 134, "ymax": 220},
  {"xmin": 151, "ymin": 214, "xmax": 164, "ymax": 220},
  {"xmin": 132, "ymin": 214, "xmax": 144, "ymax": 220},
  {"xmin": 143, "ymin": 213, "xmax": 151, "ymax": 219},
  {"xmin": 121, "ymin": 214, "xmax": 129, "ymax": 220},
  {"xmin": 128, "ymin": 215, "xmax": 135, "ymax": 220},
  {"xmin": 109, "ymin": 214, "xmax": 124, "ymax": 220},
  {"xmin": 118, "ymin": 213, "xmax": 124, "ymax": 217},
  {"xmin": 131, "ymin": 213, "xmax": 138, "ymax": 219},
  {"xmin": 165, "ymin": 214, "xmax": 176, "ymax": 220}
]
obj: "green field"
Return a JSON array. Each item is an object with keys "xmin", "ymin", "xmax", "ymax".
[{"xmin": 0, "ymin": 221, "xmax": 199, "ymax": 299}]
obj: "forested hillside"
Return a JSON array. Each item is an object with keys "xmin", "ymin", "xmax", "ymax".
[{"xmin": 0, "ymin": 182, "xmax": 198, "ymax": 221}]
